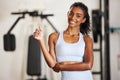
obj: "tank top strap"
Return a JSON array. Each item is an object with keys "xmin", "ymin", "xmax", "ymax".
[
  {"xmin": 56, "ymin": 31, "xmax": 63, "ymax": 45},
  {"xmin": 59, "ymin": 31, "xmax": 64, "ymax": 40},
  {"xmin": 79, "ymin": 32, "xmax": 83, "ymax": 41}
]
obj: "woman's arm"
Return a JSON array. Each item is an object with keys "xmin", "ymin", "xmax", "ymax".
[
  {"xmin": 34, "ymin": 28, "xmax": 57, "ymax": 68},
  {"xmin": 53, "ymin": 35, "xmax": 94, "ymax": 71}
]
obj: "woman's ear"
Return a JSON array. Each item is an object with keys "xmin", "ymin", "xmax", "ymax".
[{"xmin": 82, "ymin": 18, "xmax": 86, "ymax": 23}]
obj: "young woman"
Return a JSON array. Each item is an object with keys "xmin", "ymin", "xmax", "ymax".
[{"xmin": 34, "ymin": 2, "xmax": 94, "ymax": 80}]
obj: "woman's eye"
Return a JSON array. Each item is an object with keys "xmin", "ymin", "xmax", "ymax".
[
  {"xmin": 77, "ymin": 15, "xmax": 80, "ymax": 17},
  {"xmin": 69, "ymin": 12, "xmax": 73, "ymax": 15}
]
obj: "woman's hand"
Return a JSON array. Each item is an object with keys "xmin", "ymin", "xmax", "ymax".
[
  {"xmin": 52, "ymin": 63, "xmax": 61, "ymax": 72},
  {"xmin": 33, "ymin": 27, "xmax": 44, "ymax": 41}
]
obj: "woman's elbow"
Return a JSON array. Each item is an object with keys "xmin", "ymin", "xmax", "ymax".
[
  {"xmin": 47, "ymin": 62, "xmax": 56, "ymax": 68},
  {"xmin": 87, "ymin": 63, "xmax": 93, "ymax": 70}
]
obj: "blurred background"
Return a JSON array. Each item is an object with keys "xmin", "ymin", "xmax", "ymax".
[{"xmin": 0, "ymin": 0, "xmax": 120, "ymax": 80}]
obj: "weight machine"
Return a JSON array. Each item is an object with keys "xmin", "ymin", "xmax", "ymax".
[{"xmin": 3, "ymin": 10, "xmax": 58, "ymax": 80}]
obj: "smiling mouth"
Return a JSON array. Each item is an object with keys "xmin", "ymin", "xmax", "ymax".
[{"xmin": 69, "ymin": 20, "xmax": 76, "ymax": 24}]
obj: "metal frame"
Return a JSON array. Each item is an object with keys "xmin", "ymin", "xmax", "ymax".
[
  {"xmin": 104, "ymin": 0, "xmax": 111, "ymax": 80},
  {"xmin": 92, "ymin": 0, "xmax": 110, "ymax": 80}
]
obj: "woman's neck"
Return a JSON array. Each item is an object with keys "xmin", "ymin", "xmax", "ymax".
[{"xmin": 64, "ymin": 28, "xmax": 80, "ymax": 36}]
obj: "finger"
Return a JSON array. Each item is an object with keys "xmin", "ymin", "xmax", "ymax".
[
  {"xmin": 38, "ymin": 26, "xmax": 40, "ymax": 30},
  {"xmin": 35, "ymin": 28, "xmax": 39, "ymax": 32},
  {"xmin": 33, "ymin": 32, "xmax": 38, "ymax": 37},
  {"xmin": 35, "ymin": 28, "xmax": 40, "ymax": 34},
  {"xmin": 38, "ymin": 26, "xmax": 42, "ymax": 31},
  {"xmin": 54, "ymin": 69, "xmax": 59, "ymax": 72},
  {"xmin": 33, "ymin": 32, "xmax": 37, "ymax": 38}
]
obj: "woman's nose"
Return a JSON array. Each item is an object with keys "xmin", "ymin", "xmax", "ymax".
[{"xmin": 71, "ymin": 15, "xmax": 76, "ymax": 20}]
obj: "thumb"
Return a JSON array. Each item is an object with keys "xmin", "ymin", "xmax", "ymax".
[{"xmin": 38, "ymin": 26, "xmax": 41, "ymax": 31}]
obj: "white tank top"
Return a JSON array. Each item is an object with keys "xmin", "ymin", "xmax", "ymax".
[
  {"xmin": 55, "ymin": 31, "xmax": 93, "ymax": 80},
  {"xmin": 55, "ymin": 31, "xmax": 85, "ymax": 62}
]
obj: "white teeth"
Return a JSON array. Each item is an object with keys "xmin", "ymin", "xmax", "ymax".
[{"xmin": 70, "ymin": 21, "xmax": 75, "ymax": 24}]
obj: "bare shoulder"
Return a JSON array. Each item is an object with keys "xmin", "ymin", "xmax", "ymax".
[
  {"xmin": 49, "ymin": 32, "xmax": 59, "ymax": 39},
  {"xmin": 83, "ymin": 35, "xmax": 93, "ymax": 44},
  {"xmin": 49, "ymin": 32, "xmax": 59, "ymax": 43}
]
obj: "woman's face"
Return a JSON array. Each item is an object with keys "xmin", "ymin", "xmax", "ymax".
[{"xmin": 67, "ymin": 7, "xmax": 86, "ymax": 28}]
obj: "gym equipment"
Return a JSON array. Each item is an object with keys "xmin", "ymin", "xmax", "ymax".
[
  {"xmin": 27, "ymin": 35, "xmax": 42, "ymax": 79},
  {"xmin": 92, "ymin": 10, "xmax": 102, "ymax": 43},
  {"xmin": 92, "ymin": 9, "xmax": 103, "ymax": 80},
  {"xmin": 3, "ymin": 10, "xmax": 58, "ymax": 80},
  {"xmin": 3, "ymin": 11, "xmax": 58, "ymax": 51},
  {"xmin": 4, "ymin": 34, "xmax": 16, "ymax": 51},
  {"xmin": 27, "ymin": 35, "xmax": 41, "ymax": 75},
  {"xmin": 3, "ymin": 15, "xmax": 24, "ymax": 51}
]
